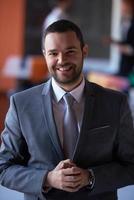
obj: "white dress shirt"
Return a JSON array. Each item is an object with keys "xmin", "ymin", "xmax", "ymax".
[{"xmin": 51, "ymin": 77, "xmax": 85, "ymax": 147}]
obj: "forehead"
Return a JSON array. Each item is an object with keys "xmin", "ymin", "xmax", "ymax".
[{"xmin": 44, "ymin": 31, "xmax": 81, "ymax": 50}]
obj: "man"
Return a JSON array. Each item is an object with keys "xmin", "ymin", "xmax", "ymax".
[
  {"xmin": 118, "ymin": 0, "xmax": 134, "ymax": 76},
  {"xmin": 0, "ymin": 20, "xmax": 134, "ymax": 200},
  {"xmin": 105, "ymin": 0, "xmax": 134, "ymax": 77}
]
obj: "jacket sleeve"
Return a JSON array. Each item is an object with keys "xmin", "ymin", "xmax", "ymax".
[
  {"xmin": 0, "ymin": 96, "xmax": 48, "ymax": 196},
  {"xmin": 90, "ymin": 95, "xmax": 134, "ymax": 195}
]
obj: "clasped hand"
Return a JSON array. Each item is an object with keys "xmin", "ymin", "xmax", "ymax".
[{"xmin": 45, "ymin": 159, "xmax": 89, "ymax": 192}]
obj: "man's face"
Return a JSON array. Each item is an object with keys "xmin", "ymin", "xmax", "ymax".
[
  {"xmin": 43, "ymin": 31, "xmax": 88, "ymax": 88},
  {"xmin": 121, "ymin": 1, "xmax": 132, "ymax": 17}
]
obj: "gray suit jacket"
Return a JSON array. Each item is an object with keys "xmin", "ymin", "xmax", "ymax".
[{"xmin": 0, "ymin": 79, "xmax": 134, "ymax": 200}]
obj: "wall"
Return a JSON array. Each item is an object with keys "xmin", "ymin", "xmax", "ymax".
[
  {"xmin": 0, "ymin": 0, "xmax": 25, "ymax": 132},
  {"xmin": 0, "ymin": 0, "xmax": 25, "ymax": 68}
]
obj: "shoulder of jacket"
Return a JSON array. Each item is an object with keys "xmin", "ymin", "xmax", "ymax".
[{"xmin": 87, "ymin": 81, "xmax": 126, "ymax": 99}]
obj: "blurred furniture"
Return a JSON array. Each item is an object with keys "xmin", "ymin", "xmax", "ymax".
[
  {"xmin": 29, "ymin": 55, "xmax": 48, "ymax": 84},
  {"xmin": 87, "ymin": 71, "xmax": 130, "ymax": 91},
  {"xmin": 3, "ymin": 55, "xmax": 48, "ymax": 84}
]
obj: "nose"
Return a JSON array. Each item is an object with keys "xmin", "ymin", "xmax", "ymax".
[{"xmin": 57, "ymin": 53, "xmax": 66, "ymax": 65}]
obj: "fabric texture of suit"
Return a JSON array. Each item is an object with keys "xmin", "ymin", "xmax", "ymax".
[{"xmin": 0, "ymin": 79, "xmax": 134, "ymax": 200}]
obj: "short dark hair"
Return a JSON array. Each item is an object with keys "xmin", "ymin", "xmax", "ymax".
[{"xmin": 42, "ymin": 20, "xmax": 84, "ymax": 51}]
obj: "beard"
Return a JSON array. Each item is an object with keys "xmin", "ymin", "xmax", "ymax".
[{"xmin": 51, "ymin": 62, "xmax": 83, "ymax": 85}]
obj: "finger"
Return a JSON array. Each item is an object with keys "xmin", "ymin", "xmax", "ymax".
[
  {"xmin": 62, "ymin": 159, "xmax": 76, "ymax": 169},
  {"xmin": 63, "ymin": 159, "xmax": 72, "ymax": 163},
  {"xmin": 55, "ymin": 160, "xmax": 75, "ymax": 170},
  {"xmin": 62, "ymin": 184, "xmax": 81, "ymax": 193},
  {"xmin": 63, "ymin": 167, "xmax": 81, "ymax": 176},
  {"xmin": 64, "ymin": 174, "xmax": 82, "ymax": 183},
  {"xmin": 55, "ymin": 160, "xmax": 67, "ymax": 170},
  {"xmin": 56, "ymin": 161, "xmax": 64, "ymax": 168},
  {"xmin": 65, "ymin": 180, "xmax": 81, "ymax": 188}
]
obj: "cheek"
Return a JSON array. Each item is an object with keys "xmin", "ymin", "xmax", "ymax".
[
  {"xmin": 46, "ymin": 57, "xmax": 56, "ymax": 68},
  {"xmin": 68, "ymin": 54, "xmax": 81, "ymax": 63},
  {"xmin": 73, "ymin": 54, "xmax": 83, "ymax": 64},
  {"xmin": 74, "ymin": 52, "xmax": 83, "ymax": 59}
]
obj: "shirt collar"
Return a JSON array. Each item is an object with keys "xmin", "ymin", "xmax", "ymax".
[{"xmin": 51, "ymin": 77, "xmax": 85, "ymax": 103}]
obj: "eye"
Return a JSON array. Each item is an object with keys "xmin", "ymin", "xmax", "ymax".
[
  {"xmin": 48, "ymin": 52, "xmax": 58, "ymax": 56},
  {"xmin": 66, "ymin": 50, "xmax": 76, "ymax": 55}
]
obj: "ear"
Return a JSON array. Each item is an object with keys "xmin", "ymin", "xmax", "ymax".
[
  {"xmin": 42, "ymin": 49, "xmax": 46, "ymax": 57},
  {"xmin": 82, "ymin": 44, "xmax": 89, "ymax": 57}
]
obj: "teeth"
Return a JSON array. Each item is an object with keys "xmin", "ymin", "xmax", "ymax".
[
  {"xmin": 59, "ymin": 68, "xmax": 67, "ymax": 71},
  {"xmin": 58, "ymin": 67, "xmax": 71, "ymax": 71}
]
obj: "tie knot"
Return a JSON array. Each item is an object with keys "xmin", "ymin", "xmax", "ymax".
[{"xmin": 63, "ymin": 93, "xmax": 74, "ymax": 106}]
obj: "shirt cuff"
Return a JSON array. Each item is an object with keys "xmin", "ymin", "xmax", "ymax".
[{"xmin": 42, "ymin": 172, "xmax": 52, "ymax": 194}]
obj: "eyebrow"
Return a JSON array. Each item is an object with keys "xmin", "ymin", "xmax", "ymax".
[
  {"xmin": 47, "ymin": 46, "xmax": 77, "ymax": 53},
  {"xmin": 66, "ymin": 46, "xmax": 77, "ymax": 50},
  {"xmin": 47, "ymin": 49, "xmax": 57, "ymax": 53}
]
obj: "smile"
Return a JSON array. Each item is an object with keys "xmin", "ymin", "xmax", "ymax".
[{"xmin": 57, "ymin": 66, "xmax": 72, "ymax": 72}]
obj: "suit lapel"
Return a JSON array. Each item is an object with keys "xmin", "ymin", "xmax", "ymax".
[
  {"xmin": 41, "ymin": 80, "xmax": 64, "ymax": 160},
  {"xmin": 73, "ymin": 81, "xmax": 96, "ymax": 160},
  {"xmin": 81, "ymin": 81, "xmax": 96, "ymax": 131}
]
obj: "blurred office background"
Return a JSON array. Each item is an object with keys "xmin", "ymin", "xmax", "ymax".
[{"xmin": 0, "ymin": 0, "xmax": 134, "ymax": 199}]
